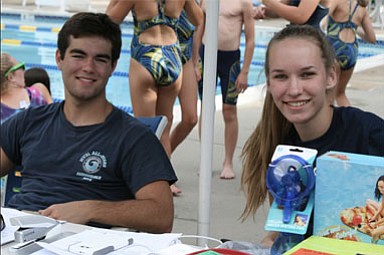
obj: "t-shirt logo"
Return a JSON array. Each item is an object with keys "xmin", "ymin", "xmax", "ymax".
[
  {"xmin": 79, "ymin": 151, "xmax": 107, "ymax": 175},
  {"xmin": 82, "ymin": 155, "xmax": 102, "ymax": 174}
]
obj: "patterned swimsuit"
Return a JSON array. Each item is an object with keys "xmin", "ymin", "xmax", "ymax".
[
  {"xmin": 326, "ymin": 1, "xmax": 359, "ymax": 70},
  {"xmin": 131, "ymin": 0, "xmax": 182, "ymax": 86}
]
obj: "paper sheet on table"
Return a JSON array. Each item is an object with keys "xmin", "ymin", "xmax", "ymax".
[
  {"xmin": 34, "ymin": 241, "xmax": 74, "ymax": 255},
  {"xmin": 32, "ymin": 228, "xmax": 183, "ymax": 255},
  {"xmin": 1, "ymin": 207, "xmax": 29, "ymax": 245},
  {"xmin": 35, "ymin": 229, "xmax": 131, "ymax": 254},
  {"xmin": 155, "ymin": 243, "xmax": 202, "ymax": 255},
  {"xmin": 91, "ymin": 228, "xmax": 183, "ymax": 255}
]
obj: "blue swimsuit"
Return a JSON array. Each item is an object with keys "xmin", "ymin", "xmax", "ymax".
[
  {"xmin": 131, "ymin": 0, "xmax": 182, "ymax": 86},
  {"xmin": 326, "ymin": 1, "xmax": 359, "ymax": 70},
  {"xmin": 290, "ymin": 0, "xmax": 329, "ymax": 30},
  {"xmin": 176, "ymin": 10, "xmax": 195, "ymax": 65}
]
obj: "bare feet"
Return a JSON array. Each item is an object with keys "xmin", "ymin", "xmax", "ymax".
[
  {"xmin": 260, "ymin": 231, "xmax": 279, "ymax": 248},
  {"xmin": 220, "ymin": 163, "xmax": 235, "ymax": 180},
  {"xmin": 171, "ymin": 183, "xmax": 182, "ymax": 196}
]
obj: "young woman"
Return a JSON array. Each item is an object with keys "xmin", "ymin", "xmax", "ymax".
[
  {"xmin": 325, "ymin": 0, "xmax": 376, "ymax": 106},
  {"xmin": 106, "ymin": 1, "xmax": 203, "ymax": 159},
  {"xmin": 169, "ymin": 6, "xmax": 203, "ymax": 195},
  {"xmin": 240, "ymin": 25, "xmax": 384, "ymax": 247},
  {"xmin": 25, "ymin": 67, "xmax": 52, "ymax": 95},
  {"xmin": 1, "ymin": 53, "xmax": 52, "ymax": 123}
]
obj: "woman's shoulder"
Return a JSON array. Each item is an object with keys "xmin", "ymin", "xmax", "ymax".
[
  {"xmin": 336, "ymin": 106, "xmax": 383, "ymax": 122},
  {"xmin": 26, "ymin": 86, "xmax": 47, "ymax": 105},
  {"xmin": 335, "ymin": 106, "xmax": 384, "ymax": 132}
]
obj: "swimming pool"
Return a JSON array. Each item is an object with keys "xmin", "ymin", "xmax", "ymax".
[{"xmin": 2, "ymin": 13, "xmax": 384, "ymax": 111}]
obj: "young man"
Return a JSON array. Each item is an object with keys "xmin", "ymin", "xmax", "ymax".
[
  {"xmin": 196, "ymin": 0, "xmax": 255, "ymax": 179},
  {"xmin": 0, "ymin": 12, "xmax": 177, "ymax": 234}
]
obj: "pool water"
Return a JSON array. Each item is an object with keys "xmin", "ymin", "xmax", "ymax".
[{"xmin": 1, "ymin": 13, "xmax": 383, "ymax": 110}]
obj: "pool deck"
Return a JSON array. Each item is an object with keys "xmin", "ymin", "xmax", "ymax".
[{"xmin": 2, "ymin": 0, "xmax": 384, "ymax": 245}]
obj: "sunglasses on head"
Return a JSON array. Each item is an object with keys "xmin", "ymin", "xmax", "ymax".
[{"xmin": 4, "ymin": 62, "xmax": 25, "ymax": 78}]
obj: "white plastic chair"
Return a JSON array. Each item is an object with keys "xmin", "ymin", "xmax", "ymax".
[{"xmin": 135, "ymin": 116, "xmax": 168, "ymax": 140}]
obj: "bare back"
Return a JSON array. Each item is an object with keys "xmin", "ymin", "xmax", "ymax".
[
  {"xmin": 328, "ymin": 0, "xmax": 375, "ymax": 43},
  {"xmin": 203, "ymin": 0, "xmax": 253, "ymax": 50},
  {"xmin": 107, "ymin": 0, "xmax": 200, "ymax": 45},
  {"xmin": 329, "ymin": 0, "xmax": 366, "ymax": 25}
]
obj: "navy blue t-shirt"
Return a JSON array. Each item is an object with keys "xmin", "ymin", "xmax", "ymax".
[
  {"xmin": 285, "ymin": 107, "xmax": 384, "ymax": 157},
  {"xmin": 1, "ymin": 102, "xmax": 177, "ymax": 211}
]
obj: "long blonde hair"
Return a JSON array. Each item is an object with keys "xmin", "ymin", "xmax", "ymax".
[
  {"xmin": 1, "ymin": 53, "xmax": 14, "ymax": 95},
  {"xmin": 240, "ymin": 25, "xmax": 336, "ymax": 221}
]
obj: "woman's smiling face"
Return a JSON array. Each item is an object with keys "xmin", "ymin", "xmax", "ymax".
[{"xmin": 266, "ymin": 37, "xmax": 336, "ymax": 126}]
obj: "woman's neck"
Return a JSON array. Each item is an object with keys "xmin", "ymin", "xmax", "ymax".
[{"xmin": 294, "ymin": 105, "xmax": 334, "ymax": 142}]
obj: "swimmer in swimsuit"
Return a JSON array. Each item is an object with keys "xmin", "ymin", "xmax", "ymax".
[
  {"xmin": 130, "ymin": 1, "xmax": 181, "ymax": 86},
  {"xmin": 169, "ymin": 6, "xmax": 203, "ymax": 195},
  {"xmin": 106, "ymin": 0, "xmax": 203, "ymax": 160},
  {"xmin": 327, "ymin": 1, "xmax": 359, "ymax": 71},
  {"xmin": 289, "ymin": 0, "xmax": 329, "ymax": 30},
  {"xmin": 258, "ymin": 0, "xmax": 330, "ymax": 30},
  {"xmin": 325, "ymin": 0, "xmax": 376, "ymax": 107},
  {"xmin": 170, "ymin": 8, "xmax": 200, "ymax": 155},
  {"xmin": 195, "ymin": 0, "xmax": 254, "ymax": 180}
]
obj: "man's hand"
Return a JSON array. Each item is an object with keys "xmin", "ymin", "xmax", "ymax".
[{"xmin": 39, "ymin": 201, "xmax": 92, "ymax": 224}]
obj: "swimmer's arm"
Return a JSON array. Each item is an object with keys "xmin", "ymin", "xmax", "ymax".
[
  {"xmin": 192, "ymin": 4, "xmax": 205, "ymax": 81},
  {"xmin": 184, "ymin": 0, "xmax": 204, "ymax": 26},
  {"xmin": 241, "ymin": 0, "xmax": 255, "ymax": 76},
  {"xmin": 106, "ymin": 0, "xmax": 134, "ymax": 24},
  {"xmin": 261, "ymin": 0, "xmax": 319, "ymax": 24},
  {"xmin": 357, "ymin": 8, "xmax": 376, "ymax": 43}
]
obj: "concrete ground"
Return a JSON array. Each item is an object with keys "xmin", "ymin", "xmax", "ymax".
[{"xmin": 2, "ymin": 0, "xmax": 384, "ymax": 247}]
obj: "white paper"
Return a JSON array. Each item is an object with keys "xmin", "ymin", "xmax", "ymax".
[
  {"xmin": 91, "ymin": 228, "xmax": 182, "ymax": 255},
  {"xmin": 48, "ymin": 230, "xmax": 131, "ymax": 254},
  {"xmin": 33, "ymin": 228, "xmax": 182, "ymax": 255},
  {"xmin": 10, "ymin": 214, "xmax": 59, "ymax": 228},
  {"xmin": 155, "ymin": 243, "xmax": 202, "ymax": 255},
  {"xmin": 35, "ymin": 242, "xmax": 74, "ymax": 255},
  {"xmin": 1, "ymin": 207, "xmax": 29, "ymax": 245}
]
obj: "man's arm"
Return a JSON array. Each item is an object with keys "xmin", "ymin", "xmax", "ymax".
[
  {"xmin": 39, "ymin": 180, "xmax": 174, "ymax": 233},
  {"xmin": 1, "ymin": 148, "xmax": 16, "ymax": 177},
  {"xmin": 236, "ymin": 0, "xmax": 255, "ymax": 92}
]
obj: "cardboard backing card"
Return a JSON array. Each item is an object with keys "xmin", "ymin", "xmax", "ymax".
[
  {"xmin": 265, "ymin": 145, "xmax": 318, "ymax": 235},
  {"xmin": 314, "ymin": 151, "xmax": 384, "ymax": 245}
]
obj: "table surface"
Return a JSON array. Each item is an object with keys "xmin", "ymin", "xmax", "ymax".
[{"xmin": 2, "ymin": 221, "xmax": 91, "ymax": 255}]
